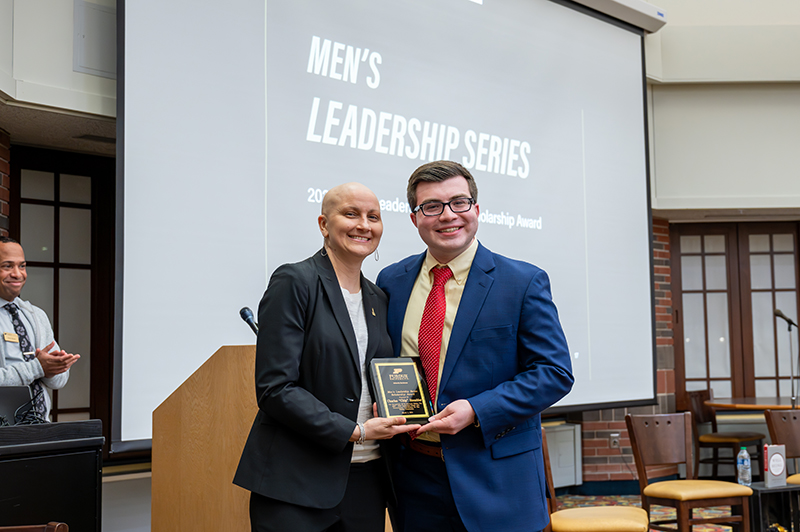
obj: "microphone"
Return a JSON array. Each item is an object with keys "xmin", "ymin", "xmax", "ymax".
[
  {"xmin": 240, "ymin": 307, "xmax": 259, "ymax": 335},
  {"xmin": 774, "ymin": 308, "xmax": 798, "ymax": 328}
]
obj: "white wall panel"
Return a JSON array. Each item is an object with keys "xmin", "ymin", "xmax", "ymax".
[
  {"xmin": 9, "ymin": 0, "xmax": 115, "ymax": 115},
  {"xmin": 644, "ymin": 0, "xmax": 800, "ymax": 82},
  {"xmin": 0, "ymin": 0, "xmax": 13, "ymax": 97},
  {"xmin": 651, "ymin": 84, "xmax": 800, "ymax": 210},
  {"xmin": 659, "ymin": 26, "xmax": 800, "ymax": 82}
]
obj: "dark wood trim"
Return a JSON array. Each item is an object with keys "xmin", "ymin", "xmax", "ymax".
[
  {"xmin": 670, "ymin": 224, "xmax": 686, "ymax": 409},
  {"xmin": 52, "ymin": 167, "xmax": 60, "ymax": 353},
  {"xmin": 20, "ymin": 198, "xmax": 91, "ymax": 209},
  {"xmin": 727, "ymin": 228, "xmax": 744, "ymax": 397},
  {"xmin": 26, "ymin": 262, "xmax": 92, "ymax": 270},
  {"xmin": 8, "ymin": 150, "xmax": 20, "ymax": 239},
  {"xmin": 737, "ymin": 226, "xmax": 754, "ymax": 396},
  {"xmin": 56, "ymin": 407, "xmax": 92, "ymax": 414}
]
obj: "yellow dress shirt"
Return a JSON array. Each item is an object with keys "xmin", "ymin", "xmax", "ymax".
[{"xmin": 400, "ymin": 238, "xmax": 479, "ymax": 442}]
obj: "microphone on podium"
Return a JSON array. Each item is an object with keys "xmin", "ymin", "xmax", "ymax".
[
  {"xmin": 774, "ymin": 308, "xmax": 798, "ymax": 328},
  {"xmin": 240, "ymin": 307, "xmax": 259, "ymax": 336}
]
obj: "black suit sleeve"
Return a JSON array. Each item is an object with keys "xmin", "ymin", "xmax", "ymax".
[{"xmin": 254, "ymin": 264, "xmax": 355, "ymax": 453}]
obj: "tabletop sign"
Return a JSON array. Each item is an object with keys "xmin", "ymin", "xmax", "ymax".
[
  {"xmin": 765, "ymin": 444, "xmax": 787, "ymax": 488},
  {"xmin": 370, "ymin": 357, "xmax": 432, "ymax": 424}
]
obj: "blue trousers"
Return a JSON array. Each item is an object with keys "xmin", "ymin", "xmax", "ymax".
[{"xmin": 393, "ymin": 446, "xmax": 469, "ymax": 532}]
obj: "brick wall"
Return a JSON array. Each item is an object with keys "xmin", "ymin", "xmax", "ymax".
[
  {"xmin": 0, "ymin": 129, "xmax": 10, "ymax": 236},
  {"xmin": 580, "ymin": 217, "xmax": 676, "ymax": 483}
]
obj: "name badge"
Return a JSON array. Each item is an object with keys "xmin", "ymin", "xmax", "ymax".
[{"xmin": 3, "ymin": 332, "xmax": 19, "ymax": 343}]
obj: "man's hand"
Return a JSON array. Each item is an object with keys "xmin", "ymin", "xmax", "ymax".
[
  {"xmin": 415, "ymin": 399, "xmax": 475, "ymax": 436},
  {"xmin": 36, "ymin": 341, "xmax": 80, "ymax": 378}
]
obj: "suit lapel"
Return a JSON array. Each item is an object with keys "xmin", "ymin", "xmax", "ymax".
[
  {"xmin": 439, "ymin": 244, "xmax": 495, "ymax": 394},
  {"xmin": 386, "ymin": 253, "xmax": 426, "ymax": 357},
  {"xmin": 314, "ymin": 252, "xmax": 360, "ymax": 372},
  {"xmin": 361, "ymin": 275, "xmax": 381, "ymax": 364}
]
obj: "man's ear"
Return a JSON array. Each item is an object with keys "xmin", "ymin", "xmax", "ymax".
[{"xmin": 410, "ymin": 212, "xmax": 418, "ymax": 228}]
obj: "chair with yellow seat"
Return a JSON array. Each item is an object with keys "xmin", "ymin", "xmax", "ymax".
[
  {"xmin": 542, "ymin": 428, "xmax": 649, "ymax": 532},
  {"xmin": 764, "ymin": 409, "xmax": 800, "ymax": 485},
  {"xmin": 625, "ymin": 412, "xmax": 752, "ymax": 532},
  {"xmin": 686, "ymin": 389, "xmax": 765, "ymax": 480}
]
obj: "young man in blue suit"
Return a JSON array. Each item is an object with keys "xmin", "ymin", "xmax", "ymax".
[{"xmin": 376, "ymin": 161, "xmax": 574, "ymax": 532}]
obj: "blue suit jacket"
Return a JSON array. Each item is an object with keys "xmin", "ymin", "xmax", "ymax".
[{"xmin": 376, "ymin": 242, "xmax": 574, "ymax": 532}]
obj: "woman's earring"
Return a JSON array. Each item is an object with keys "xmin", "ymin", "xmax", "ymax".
[{"xmin": 374, "ymin": 249, "xmax": 380, "ymax": 261}]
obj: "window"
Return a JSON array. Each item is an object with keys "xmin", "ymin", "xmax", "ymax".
[
  {"xmin": 18, "ymin": 168, "xmax": 92, "ymax": 421},
  {"xmin": 672, "ymin": 223, "xmax": 800, "ymax": 402},
  {"xmin": 740, "ymin": 224, "xmax": 799, "ymax": 397},
  {"xmin": 10, "ymin": 146, "xmax": 115, "ymax": 456}
]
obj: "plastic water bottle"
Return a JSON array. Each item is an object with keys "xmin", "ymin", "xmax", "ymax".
[{"xmin": 737, "ymin": 447, "xmax": 751, "ymax": 486}]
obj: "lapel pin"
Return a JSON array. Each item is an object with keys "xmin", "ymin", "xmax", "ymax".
[{"xmin": 372, "ymin": 308, "xmax": 376, "ymax": 316}]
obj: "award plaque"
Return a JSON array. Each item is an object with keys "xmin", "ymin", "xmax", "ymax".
[{"xmin": 370, "ymin": 357, "xmax": 433, "ymax": 424}]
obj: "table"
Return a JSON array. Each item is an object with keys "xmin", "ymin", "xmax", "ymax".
[
  {"xmin": 749, "ymin": 481, "xmax": 800, "ymax": 532},
  {"xmin": 704, "ymin": 397, "xmax": 799, "ymax": 411},
  {"xmin": 703, "ymin": 399, "xmax": 800, "ymax": 488}
]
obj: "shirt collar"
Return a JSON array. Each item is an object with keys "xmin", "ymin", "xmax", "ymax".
[{"xmin": 422, "ymin": 238, "xmax": 479, "ymax": 285}]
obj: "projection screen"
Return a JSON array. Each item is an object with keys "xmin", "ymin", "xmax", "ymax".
[{"xmin": 118, "ymin": 0, "xmax": 655, "ymax": 448}]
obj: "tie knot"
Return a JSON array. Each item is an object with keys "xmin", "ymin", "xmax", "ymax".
[
  {"xmin": 3, "ymin": 303, "xmax": 17, "ymax": 314},
  {"xmin": 431, "ymin": 266, "xmax": 453, "ymax": 287}
]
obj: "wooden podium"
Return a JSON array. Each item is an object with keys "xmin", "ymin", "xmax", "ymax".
[
  {"xmin": 152, "ymin": 345, "xmax": 256, "ymax": 532},
  {"xmin": 152, "ymin": 344, "xmax": 393, "ymax": 531}
]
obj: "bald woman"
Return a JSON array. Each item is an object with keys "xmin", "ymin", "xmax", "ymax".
[{"xmin": 235, "ymin": 183, "xmax": 418, "ymax": 532}]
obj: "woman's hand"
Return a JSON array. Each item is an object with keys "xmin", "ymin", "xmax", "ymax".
[{"xmin": 350, "ymin": 417, "xmax": 421, "ymax": 442}]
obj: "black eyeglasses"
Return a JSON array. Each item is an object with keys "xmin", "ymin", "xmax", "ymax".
[{"xmin": 413, "ymin": 197, "xmax": 475, "ymax": 217}]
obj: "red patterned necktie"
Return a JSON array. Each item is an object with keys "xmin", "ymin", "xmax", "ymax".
[{"xmin": 418, "ymin": 265, "xmax": 453, "ymax": 403}]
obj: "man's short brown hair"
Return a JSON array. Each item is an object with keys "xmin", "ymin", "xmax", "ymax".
[{"xmin": 406, "ymin": 161, "xmax": 479, "ymax": 210}]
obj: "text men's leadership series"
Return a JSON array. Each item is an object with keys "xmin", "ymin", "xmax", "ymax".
[{"xmin": 305, "ymin": 36, "xmax": 533, "ymax": 179}]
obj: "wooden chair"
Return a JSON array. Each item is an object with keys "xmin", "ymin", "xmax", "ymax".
[
  {"xmin": 685, "ymin": 389, "xmax": 765, "ymax": 480},
  {"xmin": 0, "ymin": 524, "xmax": 68, "ymax": 532},
  {"xmin": 625, "ymin": 412, "xmax": 752, "ymax": 532},
  {"xmin": 764, "ymin": 409, "xmax": 800, "ymax": 485},
  {"xmin": 542, "ymin": 428, "xmax": 649, "ymax": 532}
]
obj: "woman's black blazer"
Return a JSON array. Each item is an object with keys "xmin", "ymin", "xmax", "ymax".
[{"xmin": 233, "ymin": 250, "xmax": 393, "ymax": 509}]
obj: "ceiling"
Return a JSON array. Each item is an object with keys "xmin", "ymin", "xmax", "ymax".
[{"xmin": 0, "ymin": 95, "xmax": 116, "ymax": 158}]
